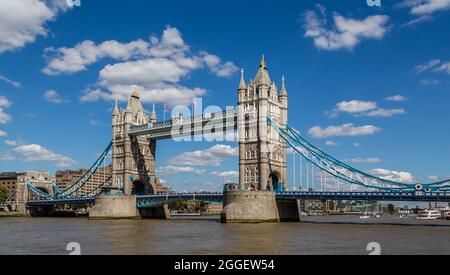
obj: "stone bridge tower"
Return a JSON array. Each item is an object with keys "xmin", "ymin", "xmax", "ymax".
[
  {"xmin": 238, "ymin": 56, "xmax": 288, "ymax": 192},
  {"xmin": 112, "ymin": 91, "xmax": 161, "ymax": 196}
]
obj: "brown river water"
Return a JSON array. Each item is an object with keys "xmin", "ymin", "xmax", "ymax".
[{"xmin": 0, "ymin": 216, "xmax": 449, "ymax": 255}]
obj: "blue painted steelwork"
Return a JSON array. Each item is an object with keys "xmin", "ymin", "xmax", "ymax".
[
  {"xmin": 136, "ymin": 193, "xmax": 224, "ymax": 208},
  {"xmin": 276, "ymin": 191, "xmax": 450, "ymax": 202},
  {"xmin": 24, "ymin": 191, "xmax": 450, "ymax": 208},
  {"xmin": 128, "ymin": 108, "xmax": 238, "ymax": 139},
  {"xmin": 267, "ymin": 117, "xmax": 450, "ymax": 193},
  {"xmin": 26, "ymin": 143, "xmax": 112, "ymax": 200},
  {"xmin": 27, "ymin": 197, "xmax": 95, "ymax": 207}
]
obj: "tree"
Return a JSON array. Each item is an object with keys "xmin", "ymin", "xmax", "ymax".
[
  {"xmin": 387, "ymin": 204, "xmax": 397, "ymax": 215},
  {"xmin": 0, "ymin": 185, "xmax": 8, "ymax": 202}
]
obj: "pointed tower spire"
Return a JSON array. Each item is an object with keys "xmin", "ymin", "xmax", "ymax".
[
  {"xmin": 113, "ymin": 99, "xmax": 119, "ymax": 115},
  {"xmin": 238, "ymin": 68, "xmax": 247, "ymax": 90},
  {"xmin": 149, "ymin": 103, "xmax": 157, "ymax": 123},
  {"xmin": 254, "ymin": 55, "xmax": 271, "ymax": 86},
  {"xmin": 125, "ymin": 96, "xmax": 132, "ymax": 113},
  {"xmin": 260, "ymin": 54, "xmax": 266, "ymax": 69},
  {"xmin": 280, "ymin": 75, "xmax": 287, "ymax": 96}
]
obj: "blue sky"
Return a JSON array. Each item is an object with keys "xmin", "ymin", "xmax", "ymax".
[{"xmin": 0, "ymin": 0, "xmax": 449, "ymax": 192}]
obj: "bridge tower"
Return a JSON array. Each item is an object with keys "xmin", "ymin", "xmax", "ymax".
[
  {"xmin": 238, "ymin": 56, "xmax": 288, "ymax": 192},
  {"xmin": 111, "ymin": 91, "xmax": 160, "ymax": 196}
]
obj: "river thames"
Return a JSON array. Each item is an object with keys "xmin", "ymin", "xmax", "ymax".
[{"xmin": 0, "ymin": 216, "xmax": 448, "ymax": 255}]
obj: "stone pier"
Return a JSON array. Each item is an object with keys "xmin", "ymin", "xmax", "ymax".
[
  {"xmin": 221, "ymin": 191, "xmax": 302, "ymax": 223},
  {"xmin": 89, "ymin": 195, "xmax": 170, "ymax": 220}
]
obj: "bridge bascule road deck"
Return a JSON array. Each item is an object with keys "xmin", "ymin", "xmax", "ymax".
[{"xmin": 22, "ymin": 57, "xmax": 450, "ymax": 221}]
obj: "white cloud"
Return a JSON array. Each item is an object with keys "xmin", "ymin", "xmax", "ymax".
[
  {"xmin": 385, "ymin": 95, "xmax": 408, "ymax": 102},
  {"xmin": 0, "ymin": 130, "xmax": 6, "ymax": 137},
  {"xmin": 415, "ymin": 59, "xmax": 450, "ymax": 75},
  {"xmin": 428, "ymin": 175, "xmax": 439, "ymax": 181},
  {"xmin": 211, "ymin": 171, "xmax": 239, "ymax": 178},
  {"xmin": 44, "ymin": 27, "xmax": 238, "ymax": 106},
  {"xmin": 328, "ymin": 100, "xmax": 406, "ymax": 118},
  {"xmin": 337, "ymin": 100, "xmax": 377, "ymax": 113},
  {"xmin": 397, "ymin": 0, "xmax": 450, "ymax": 15},
  {"xmin": 0, "ymin": 96, "xmax": 12, "ymax": 124},
  {"xmin": 370, "ymin": 168, "xmax": 415, "ymax": 183},
  {"xmin": 0, "ymin": 153, "xmax": 14, "ymax": 161},
  {"xmin": 364, "ymin": 108, "xmax": 406, "ymax": 118},
  {"xmin": 80, "ymin": 85, "xmax": 206, "ymax": 107},
  {"xmin": 5, "ymin": 140, "xmax": 17, "ymax": 146},
  {"xmin": 43, "ymin": 90, "xmax": 65, "ymax": 104},
  {"xmin": 420, "ymin": 79, "xmax": 442, "ymax": 85},
  {"xmin": 346, "ymin": 157, "xmax": 381, "ymax": 164},
  {"xmin": 0, "ymin": 0, "xmax": 70, "ymax": 54},
  {"xmin": 0, "ymin": 75, "xmax": 22, "ymax": 88},
  {"xmin": 325, "ymin": 140, "xmax": 340, "ymax": 146},
  {"xmin": 400, "ymin": 15, "xmax": 434, "ymax": 28},
  {"xmin": 157, "ymin": 165, "xmax": 206, "ymax": 175},
  {"xmin": 309, "ymin": 124, "xmax": 381, "ymax": 138},
  {"xmin": 0, "ymin": 96, "xmax": 12, "ymax": 108},
  {"xmin": 302, "ymin": 5, "xmax": 390, "ymax": 51},
  {"xmin": 168, "ymin": 144, "xmax": 238, "ymax": 166},
  {"xmin": 13, "ymin": 143, "xmax": 77, "ymax": 168},
  {"xmin": 42, "ymin": 39, "xmax": 152, "ymax": 75}
]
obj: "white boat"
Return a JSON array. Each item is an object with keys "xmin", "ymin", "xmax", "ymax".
[
  {"xmin": 360, "ymin": 213, "xmax": 371, "ymax": 219},
  {"xmin": 416, "ymin": 209, "xmax": 441, "ymax": 221}
]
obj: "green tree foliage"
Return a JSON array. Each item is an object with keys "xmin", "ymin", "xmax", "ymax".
[
  {"xmin": 0, "ymin": 185, "xmax": 8, "ymax": 202},
  {"xmin": 168, "ymin": 200, "xmax": 206, "ymax": 213},
  {"xmin": 387, "ymin": 204, "xmax": 397, "ymax": 215}
]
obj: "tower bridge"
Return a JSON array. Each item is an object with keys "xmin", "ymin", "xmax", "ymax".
[{"xmin": 20, "ymin": 57, "xmax": 450, "ymax": 222}]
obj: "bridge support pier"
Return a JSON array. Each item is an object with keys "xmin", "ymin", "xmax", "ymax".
[
  {"xmin": 277, "ymin": 199, "xmax": 302, "ymax": 222},
  {"xmin": 139, "ymin": 205, "xmax": 171, "ymax": 220},
  {"xmin": 221, "ymin": 191, "xmax": 302, "ymax": 223},
  {"xmin": 221, "ymin": 191, "xmax": 280, "ymax": 223},
  {"xmin": 89, "ymin": 195, "xmax": 171, "ymax": 220},
  {"xmin": 89, "ymin": 196, "xmax": 139, "ymax": 220}
]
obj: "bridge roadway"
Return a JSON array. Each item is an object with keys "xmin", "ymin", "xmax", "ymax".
[{"xmin": 25, "ymin": 191, "xmax": 450, "ymax": 208}]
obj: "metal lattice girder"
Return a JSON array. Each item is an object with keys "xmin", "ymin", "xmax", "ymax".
[
  {"xmin": 129, "ymin": 109, "xmax": 238, "ymax": 139},
  {"xmin": 267, "ymin": 117, "xmax": 450, "ymax": 193},
  {"xmin": 136, "ymin": 193, "xmax": 224, "ymax": 208}
]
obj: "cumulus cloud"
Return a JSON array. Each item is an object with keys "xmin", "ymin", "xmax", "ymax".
[
  {"xmin": 325, "ymin": 141, "xmax": 340, "ymax": 147},
  {"xmin": 345, "ymin": 157, "xmax": 381, "ymax": 164},
  {"xmin": 43, "ymin": 90, "xmax": 65, "ymax": 104},
  {"xmin": 12, "ymin": 143, "xmax": 77, "ymax": 168},
  {"xmin": 302, "ymin": 5, "xmax": 390, "ymax": 51},
  {"xmin": 157, "ymin": 165, "xmax": 206, "ymax": 175},
  {"xmin": 327, "ymin": 100, "xmax": 406, "ymax": 118},
  {"xmin": 337, "ymin": 100, "xmax": 378, "ymax": 113},
  {"xmin": 168, "ymin": 144, "xmax": 238, "ymax": 166},
  {"xmin": 364, "ymin": 108, "xmax": 406, "ymax": 117},
  {"xmin": 211, "ymin": 171, "xmax": 239, "ymax": 178},
  {"xmin": 309, "ymin": 124, "xmax": 381, "ymax": 138},
  {"xmin": 43, "ymin": 27, "xmax": 238, "ymax": 106},
  {"xmin": 370, "ymin": 168, "xmax": 415, "ymax": 183},
  {"xmin": 0, "ymin": 0, "xmax": 71, "ymax": 54},
  {"xmin": 0, "ymin": 130, "xmax": 6, "ymax": 137},
  {"xmin": 0, "ymin": 96, "xmax": 12, "ymax": 124},
  {"xmin": 5, "ymin": 140, "xmax": 18, "ymax": 146}
]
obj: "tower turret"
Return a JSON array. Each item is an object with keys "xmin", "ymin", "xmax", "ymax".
[{"xmin": 149, "ymin": 103, "xmax": 157, "ymax": 124}]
